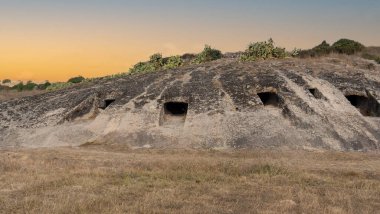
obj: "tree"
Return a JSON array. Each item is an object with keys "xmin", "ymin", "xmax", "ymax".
[
  {"xmin": 332, "ymin": 39, "xmax": 365, "ymax": 55},
  {"xmin": 2, "ymin": 79, "xmax": 11, "ymax": 84}
]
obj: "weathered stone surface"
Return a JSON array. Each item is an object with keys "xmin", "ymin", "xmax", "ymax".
[{"xmin": 0, "ymin": 55, "xmax": 379, "ymax": 151}]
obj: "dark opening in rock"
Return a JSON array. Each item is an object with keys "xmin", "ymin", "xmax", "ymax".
[
  {"xmin": 160, "ymin": 102, "xmax": 189, "ymax": 126},
  {"xmin": 257, "ymin": 92, "xmax": 280, "ymax": 107},
  {"xmin": 309, "ymin": 88, "xmax": 323, "ymax": 99},
  {"xmin": 345, "ymin": 95, "xmax": 380, "ymax": 117},
  {"xmin": 100, "ymin": 99, "xmax": 116, "ymax": 110},
  {"xmin": 164, "ymin": 102, "xmax": 188, "ymax": 116}
]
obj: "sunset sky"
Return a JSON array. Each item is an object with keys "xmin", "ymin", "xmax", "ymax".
[{"xmin": 1, "ymin": 0, "xmax": 380, "ymax": 82}]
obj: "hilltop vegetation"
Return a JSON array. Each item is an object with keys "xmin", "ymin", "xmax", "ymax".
[
  {"xmin": 299, "ymin": 39, "xmax": 366, "ymax": 58},
  {"xmin": 193, "ymin": 45, "xmax": 223, "ymax": 64},
  {"xmin": 11, "ymin": 81, "xmax": 51, "ymax": 91},
  {"xmin": 129, "ymin": 45, "xmax": 222, "ymax": 74},
  {"xmin": 240, "ymin": 38, "xmax": 286, "ymax": 61},
  {"xmin": 129, "ymin": 53, "xmax": 184, "ymax": 75},
  {"xmin": 106, "ymin": 38, "xmax": 380, "ymax": 77},
  {"xmin": 298, "ymin": 39, "xmax": 380, "ymax": 66},
  {"xmin": 1, "ymin": 38, "xmax": 379, "ymax": 94}
]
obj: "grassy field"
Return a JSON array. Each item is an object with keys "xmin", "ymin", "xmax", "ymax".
[{"xmin": 0, "ymin": 146, "xmax": 379, "ymax": 213}]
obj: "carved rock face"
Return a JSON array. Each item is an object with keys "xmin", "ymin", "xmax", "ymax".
[{"xmin": 0, "ymin": 56, "xmax": 379, "ymax": 151}]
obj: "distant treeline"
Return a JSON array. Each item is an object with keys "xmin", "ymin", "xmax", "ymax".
[{"xmin": 0, "ymin": 76, "xmax": 86, "ymax": 92}]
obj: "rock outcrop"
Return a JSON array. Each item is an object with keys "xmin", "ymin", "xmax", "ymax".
[{"xmin": 1, "ymin": 55, "xmax": 379, "ymax": 151}]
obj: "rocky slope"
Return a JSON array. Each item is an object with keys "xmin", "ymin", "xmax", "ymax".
[{"xmin": 0, "ymin": 55, "xmax": 379, "ymax": 151}]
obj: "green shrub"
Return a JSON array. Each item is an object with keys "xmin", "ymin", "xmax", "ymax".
[
  {"xmin": 298, "ymin": 41, "xmax": 332, "ymax": 58},
  {"xmin": 12, "ymin": 82, "xmax": 24, "ymax": 91},
  {"xmin": 273, "ymin": 47, "xmax": 286, "ymax": 59},
  {"xmin": 129, "ymin": 48, "xmax": 219, "ymax": 75},
  {"xmin": 67, "ymin": 76, "xmax": 85, "ymax": 84},
  {"xmin": 181, "ymin": 53, "xmax": 196, "ymax": 62},
  {"xmin": 46, "ymin": 82, "xmax": 74, "ymax": 91},
  {"xmin": 289, "ymin": 48, "xmax": 301, "ymax": 57},
  {"xmin": 313, "ymin": 40, "xmax": 332, "ymax": 55},
  {"xmin": 86, "ymin": 72, "xmax": 129, "ymax": 82},
  {"xmin": 37, "ymin": 82, "xmax": 51, "ymax": 90},
  {"xmin": 241, "ymin": 39, "xmax": 274, "ymax": 61},
  {"xmin": 298, "ymin": 49, "xmax": 313, "ymax": 58},
  {"xmin": 332, "ymin": 39, "xmax": 365, "ymax": 55},
  {"xmin": 24, "ymin": 81, "xmax": 38, "ymax": 90},
  {"xmin": 11, "ymin": 81, "xmax": 38, "ymax": 91},
  {"xmin": 149, "ymin": 53, "xmax": 162, "ymax": 62},
  {"xmin": 129, "ymin": 53, "xmax": 166, "ymax": 75},
  {"xmin": 299, "ymin": 39, "xmax": 365, "ymax": 58},
  {"xmin": 163, "ymin": 56, "xmax": 183, "ymax": 69},
  {"xmin": 2, "ymin": 79, "xmax": 11, "ymax": 84},
  {"xmin": 129, "ymin": 61, "xmax": 156, "ymax": 74},
  {"xmin": 130, "ymin": 53, "xmax": 186, "ymax": 74},
  {"xmin": 149, "ymin": 53, "xmax": 164, "ymax": 69},
  {"xmin": 194, "ymin": 45, "xmax": 222, "ymax": 64},
  {"xmin": 240, "ymin": 39, "xmax": 286, "ymax": 61},
  {"xmin": 107, "ymin": 72, "xmax": 129, "ymax": 78}
]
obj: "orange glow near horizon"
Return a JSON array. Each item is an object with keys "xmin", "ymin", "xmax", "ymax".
[
  {"xmin": 1, "ymin": 35, "xmax": 369, "ymax": 82},
  {"xmin": 1, "ymin": 1, "xmax": 379, "ymax": 82},
  {"xmin": 0, "ymin": 33, "xmax": 148, "ymax": 82},
  {"xmin": 0, "ymin": 48, "xmax": 142, "ymax": 82}
]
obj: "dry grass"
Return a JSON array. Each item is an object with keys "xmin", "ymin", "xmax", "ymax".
[{"xmin": 0, "ymin": 147, "xmax": 379, "ymax": 214}]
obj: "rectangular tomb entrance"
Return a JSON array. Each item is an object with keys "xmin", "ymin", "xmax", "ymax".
[
  {"xmin": 257, "ymin": 92, "xmax": 281, "ymax": 107},
  {"xmin": 99, "ymin": 99, "xmax": 116, "ymax": 110},
  {"xmin": 160, "ymin": 102, "xmax": 189, "ymax": 126},
  {"xmin": 345, "ymin": 94, "xmax": 380, "ymax": 117}
]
